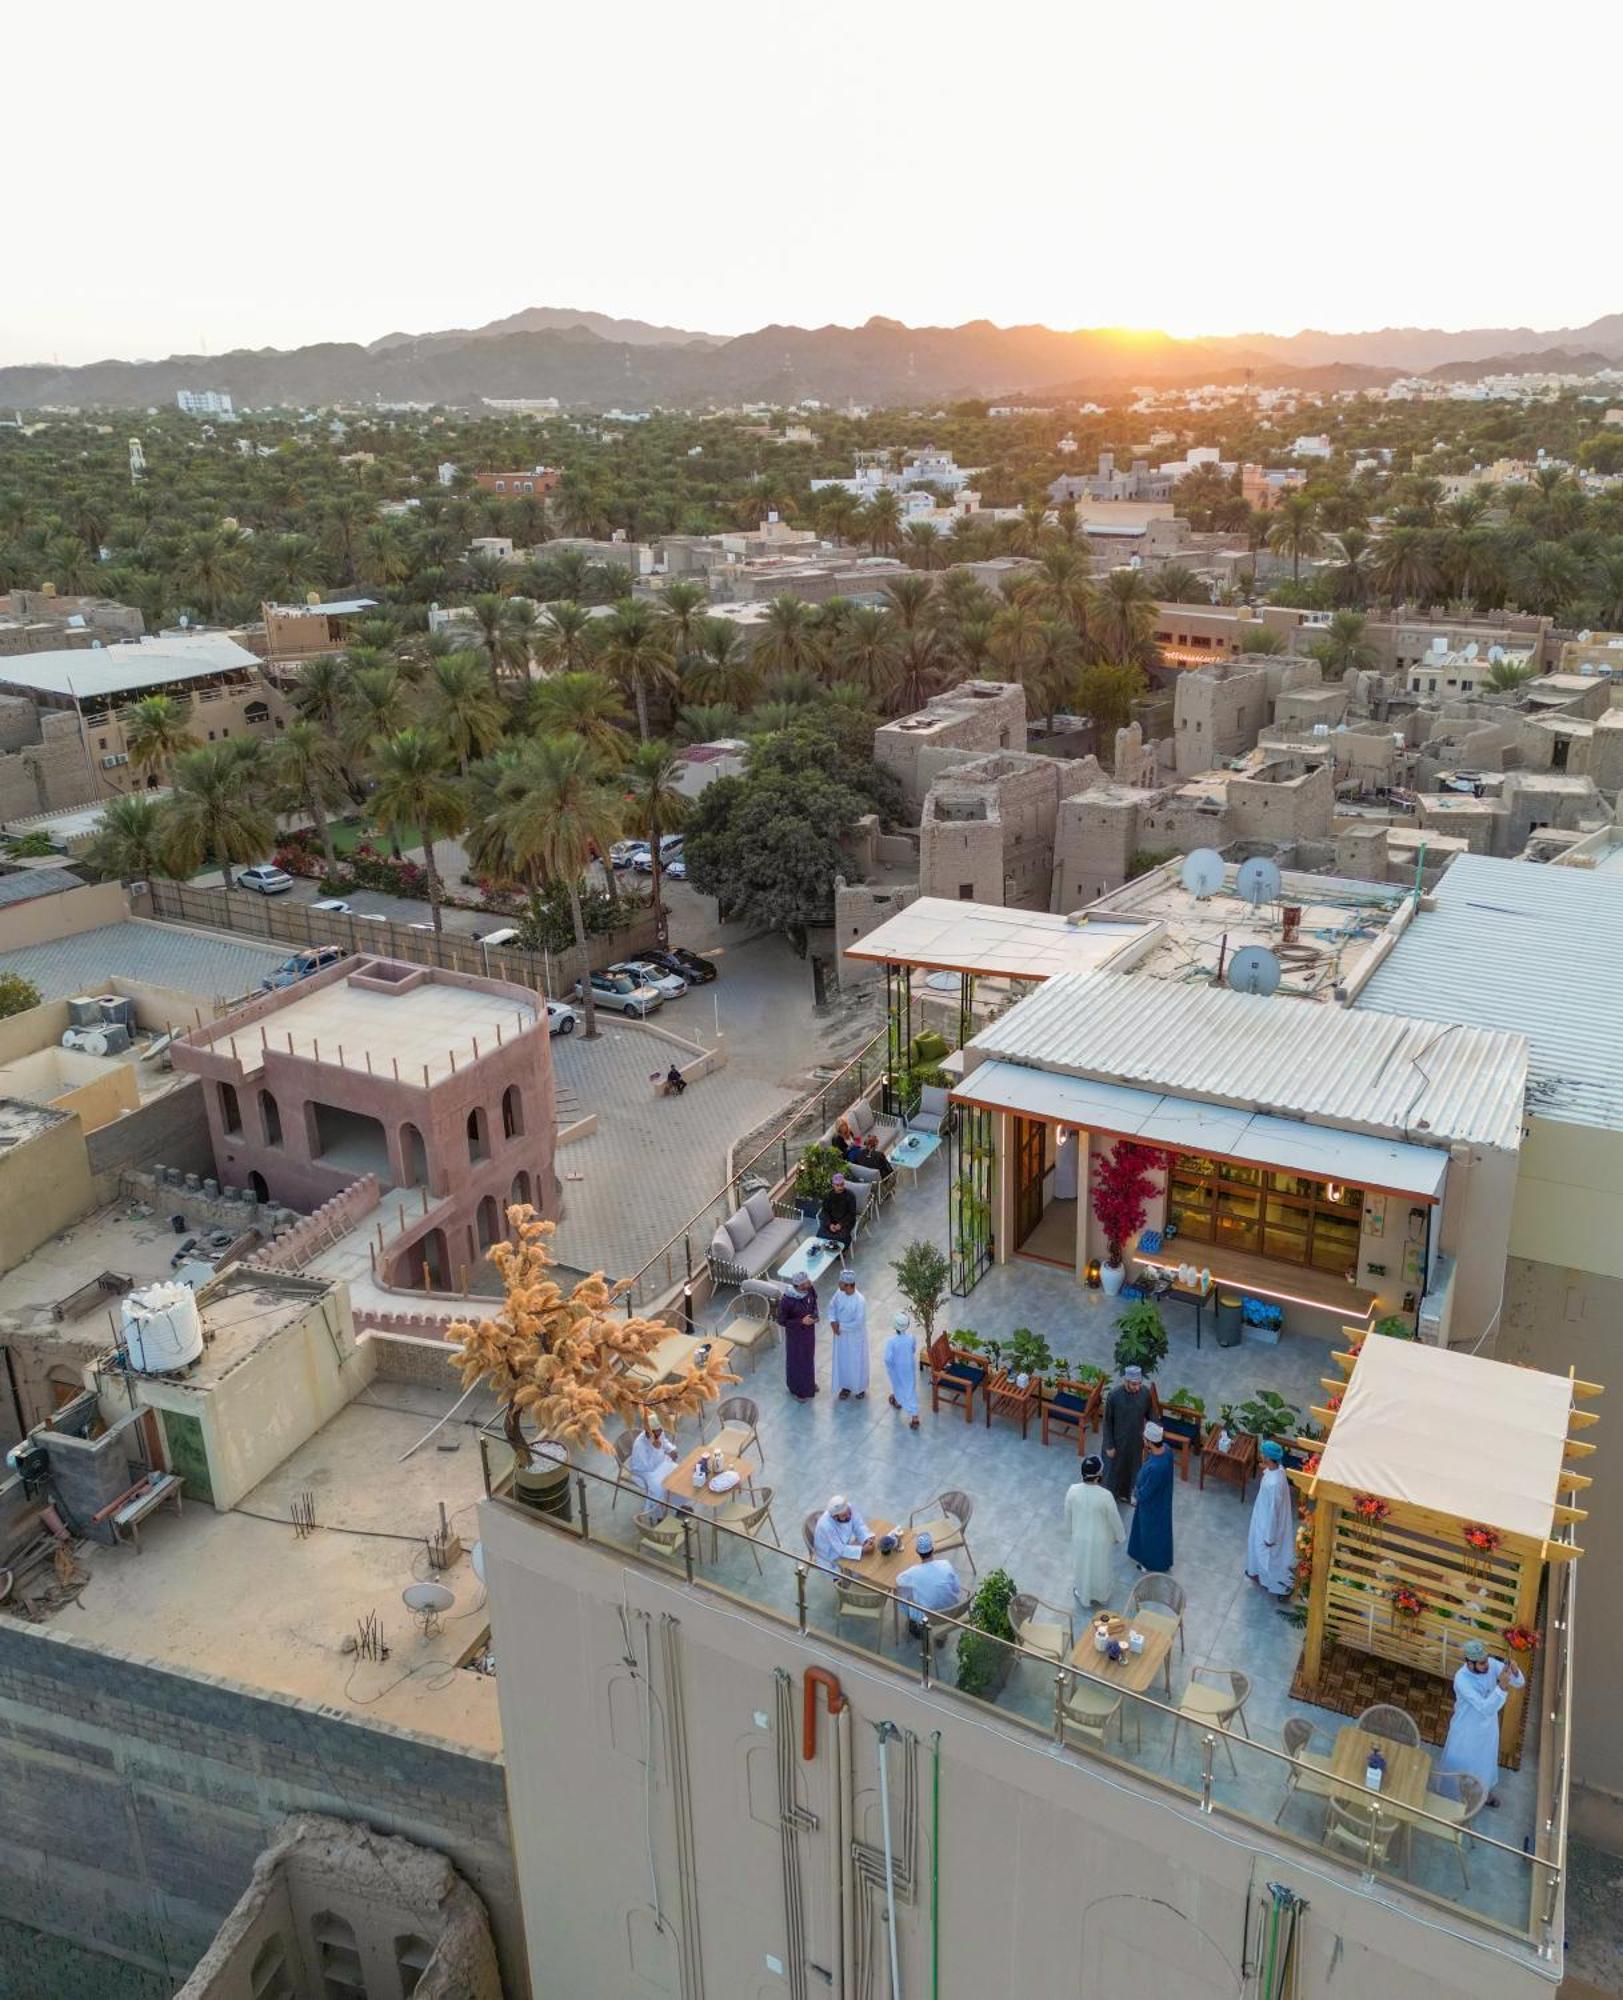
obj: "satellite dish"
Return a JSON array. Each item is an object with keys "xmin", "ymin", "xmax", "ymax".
[
  {"xmin": 1228, "ymin": 946, "xmax": 1282, "ymax": 997},
  {"xmin": 1235, "ymin": 856, "xmax": 1282, "ymax": 907},
  {"xmin": 1181, "ymin": 848, "xmax": 1224, "ymax": 899},
  {"xmin": 1488, "ymin": 645, "xmax": 1504, "ymax": 663},
  {"xmin": 1464, "ymin": 642, "xmax": 1479, "ymax": 660},
  {"xmin": 403, "ymin": 1580, "xmax": 455, "ymax": 1636}
]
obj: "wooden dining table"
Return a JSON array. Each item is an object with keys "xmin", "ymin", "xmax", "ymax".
[
  {"xmin": 1329, "ymin": 1725, "xmax": 1432, "ymax": 1816},
  {"xmin": 663, "ymin": 1422, "xmax": 757, "ymax": 1512},
  {"xmin": 626, "ymin": 1331, "xmax": 734, "ymax": 1388},
  {"xmin": 1065, "ymin": 1610, "xmax": 1175, "ymax": 1698}
]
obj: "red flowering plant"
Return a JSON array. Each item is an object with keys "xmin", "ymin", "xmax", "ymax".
[
  {"xmin": 1089, "ymin": 1141, "xmax": 1168, "ymax": 1276},
  {"xmin": 1462, "ymin": 1523, "xmax": 1502, "ymax": 1556},
  {"xmin": 1352, "ymin": 1493, "xmax": 1390, "ymax": 1526},
  {"xmin": 1390, "ymin": 1584, "xmax": 1425, "ymax": 1618},
  {"xmin": 1503, "ymin": 1625, "xmax": 1541, "ymax": 1654}
]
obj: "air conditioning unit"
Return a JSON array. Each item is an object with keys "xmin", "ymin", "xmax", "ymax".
[{"xmin": 100, "ymin": 752, "xmax": 129, "ymax": 768}]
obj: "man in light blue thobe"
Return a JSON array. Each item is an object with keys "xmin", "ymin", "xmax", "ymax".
[
  {"xmin": 828, "ymin": 1272, "xmax": 870, "ymax": 1399},
  {"xmin": 1441, "ymin": 1638, "xmax": 1525, "ymax": 1804},
  {"xmin": 884, "ymin": 1313, "xmax": 920, "ymax": 1429},
  {"xmin": 895, "ymin": 1533, "xmax": 964, "ymax": 1629}
]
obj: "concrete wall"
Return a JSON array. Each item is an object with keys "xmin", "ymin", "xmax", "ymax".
[
  {"xmin": 873, "ymin": 682, "xmax": 1026, "ymax": 810},
  {"xmin": 834, "ymin": 881, "xmax": 919, "ymax": 990},
  {"xmin": 84, "ymin": 1074, "xmax": 216, "ymax": 1186},
  {"xmin": 0, "ymin": 1622, "xmax": 527, "ymax": 1997},
  {"xmin": 483, "ymin": 1500, "xmax": 1557, "ymax": 2000},
  {"xmin": 0, "ymin": 1106, "xmax": 97, "ymax": 1271},
  {"xmin": 0, "ymin": 994, "xmax": 71, "ymax": 1060},
  {"xmin": 0, "ymin": 875, "xmax": 124, "ymax": 950},
  {"xmin": 0, "ymin": 1043, "xmax": 140, "ymax": 1132}
]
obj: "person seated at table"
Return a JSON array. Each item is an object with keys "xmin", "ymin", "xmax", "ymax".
[
  {"xmin": 850, "ymin": 1136, "xmax": 893, "ymax": 1181},
  {"xmin": 628, "ymin": 1414, "xmax": 685, "ymax": 1518},
  {"xmin": 664, "ymin": 1062, "xmax": 687, "ymax": 1096},
  {"xmin": 818, "ymin": 1173, "xmax": 859, "ymax": 1252},
  {"xmin": 813, "ymin": 1493, "xmax": 874, "ymax": 1566},
  {"xmin": 895, "ymin": 1532, "xmax": 963, "ymax": 1629}
]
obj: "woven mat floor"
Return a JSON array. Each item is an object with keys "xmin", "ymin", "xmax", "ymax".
[{"xmin": 1290, "ymin": 1640, "xmax": 1527, "ymax": 1771}]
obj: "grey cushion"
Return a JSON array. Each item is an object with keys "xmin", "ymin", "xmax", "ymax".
[
  {"xmin": 849, "ymin": 1100, "xmax": 876, "ymax": 1138},
  {"xmin": 843, "ymin": 1162, "xmax": 880, "ymax": 1184},
  {"xmin": 744, "ymin": 1190, "xmax": 776, "ymax": 1231},
  {"xmin": 724, "ymin": 1212, "xmax": 756, "ymax": 1254},
  {"xmin": 709, "ymin": 1227, "xmax": 736, "ymax": 1265},
  {"xmin": 735, "ymin": 1216, "xmax": 803, "ymax": 1277}
]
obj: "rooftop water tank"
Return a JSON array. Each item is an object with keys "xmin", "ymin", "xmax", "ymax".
[{"xmin": 121, "ymin": 1282, "xmax": 205, "ymax": 1374}]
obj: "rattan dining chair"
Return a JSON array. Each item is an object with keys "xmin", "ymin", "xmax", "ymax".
[
  {"xmin": 1124, "ymin": 1572, "xmax": 1187, "ymax": 1654},
  {"xmin": 714, "ymin": 1396, "xmax": 763, "ymax": 1466},
  {"xmin": 1061, "ymin": 1676, "xmax": 1129, "ymax": 1750},
  {"xmin": 711, "ymin": 1485, "xmax": 780, "ymax": 1574},
  {"xmin": 1357, "ymin": 1702, "xmax": 1422, "ymax": 1748},
  {"xmin": 1010, "ymin": 1592, "xmax": 1075, "ymax": 1663},
  {"xmin": 834, "ymin": 1575, "xmax": 887, "ymax": 1639},
  {"xmin": 1275, "ymin": 1716, "xmax": 1338, "ymax": 1824},
  {"xmin": 633, "ymin": 1509, "xmax": 687, "ymax": 1565},
  {"xmin": 1170, "ymin": 1667, "xmax": 1252, "ymax": 1772},
  {"xmin": 1323, "ymin": 1797, "xmax": 1405, "ymax": 1869},
  {"xmin": 611, "ymin": 1428, "xmax": 639, "ymax": 1513},
  {"xmin": 1420, "ymin": 1772, "xmax": 1488, "ymax": 1888},
  {"xmin": 908, "ymin": 1490, "xmax": 977, "ymax": 1574}
]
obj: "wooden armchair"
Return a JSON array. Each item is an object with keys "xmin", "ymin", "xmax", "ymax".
[
  {"xmin": 928, "ymin": 1339, "xmax": 987, "ymax": 1425},
  {"xmin": 1041, "ymin": 1378, "xmax": 1102, "ymax": 1452}
]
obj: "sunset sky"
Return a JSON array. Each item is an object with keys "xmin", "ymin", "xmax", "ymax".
[{"xmin": 3, "ymin": 0, "xmax": 1610, "ymax": 365}]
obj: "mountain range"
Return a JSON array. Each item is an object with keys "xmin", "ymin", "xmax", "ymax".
[{"xmin": 2, "ymin": 307, "xmax": 1619, "ymax": 412}]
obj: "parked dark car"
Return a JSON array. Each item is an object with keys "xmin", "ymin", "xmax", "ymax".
[{"xmin": 641, "ymin": 946, "xmax": 718, "ymax": 985}]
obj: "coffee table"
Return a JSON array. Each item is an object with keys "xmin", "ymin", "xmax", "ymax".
[
  {"xmin": 776, "ymin": 1236, "xmax": 845, "ymax": 1286},
  {"xmin": 889, "ymin": 1130, "xmax": 942, "ymax": 1186},
  {"xmin": 1199, "ymin": 1425, "xmax": 1258, "ymax": 1501},
  {"xmin": 984, "ymin": 1370, "xmax": 1040, "ymax": 1439}
]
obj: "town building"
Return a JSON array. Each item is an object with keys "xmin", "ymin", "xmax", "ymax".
[
  {"xmin": 1049, "ymin": 451, "xmax": 1174, "ymax": 504},
  {"xmin": 176, "ymin": 389, "xmax": 234, "ymax": 417},
  {"xmin": 171, "ymin": 955, "xmax": 558, "ymax": 1291},
  {"xmin": 0, "ymin": 633, "xmax": 284, "ymax": 821},
  {"xmin": 0, "ymin": 587, "xmax": 145, "ymax": 656},
  {"xmin": 918, "ymin": 751, "xmax": 1101, "ymax": 909},
  {"xmin": 872, "ymin": 680, "xmax": 1028, "ymax": 812},
  {"xmin": 256, "ymin": 596, "xmax": 379, "ymax": 668},
  {"xmin": 473, "ymin": 465, "xmax": 560, "ymax": 496},
  {"xmin": 1240, "ymin": 462, "xmax": 1309, "ymax": 510}
]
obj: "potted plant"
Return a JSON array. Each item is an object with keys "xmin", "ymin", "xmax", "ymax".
[
  {"xmin": 450, "ymin": 1205, "xmax": 733, "ymax": 1514},
  {"xmin": 794, "ymin": 1142, "xmax": 844, "ymax": 1216},
  {"xmin": 1007, "ymin": 1327, "xmax": 1055, "ymax": 1390},
  {"xmin": 1089, "ymin": 1141, "xmax": 1166, "ymax": 1296},
  {"xmin": 1111, "ymin": 1298, "xmax": 1169, "ymax": 1378},
  {"xmin": 892, "ymin": 1241, "xmax": 950, "ymax": 1349},
  {"xmin": 1371, "ymin": 1312, "xmax": 1418, "ymax": 1341},
  {"xmin": 1165, "ymin": 1386, "xmax": 1205, "ymax": 1421},
  {"xmin": 955, "ymin": 1567, "xmax": 1019, "ymax": 1699},
  {"xmin": 1234, "ymin": 1388, "xmax": 1303, "ymax": 1449}
]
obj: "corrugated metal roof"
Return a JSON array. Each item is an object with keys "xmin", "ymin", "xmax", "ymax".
[
  {"xmin": 0, "ymin": 633, "xmax": 258, "ymax": 701},
  {"xmin": 968, "ymin": 967, "xmax": 1527, "ymax": 1152},
  {"xmin": 0, "ymin": 920, "xmax": 282, "ymax": 1006},
  {"xmin": 0, "ymin": 866, "xmax": 84, "ymax": 908},
  {"xmin": 955, "ymin": 1059, "xmax": 1451, "ymax": 1196},
  {"xmin": 1358, "ymin": 853, "xmax": 1623, "ymax": 1132}
]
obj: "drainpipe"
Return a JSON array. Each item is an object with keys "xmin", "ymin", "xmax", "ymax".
[
  {"xmin": 838, "ymin": 1701, "xmax": 856, "ymax": 1999},
  {"xmin": 877, "ymin": 1722, "xmax": 903, "ymax": 2000},
  {"xmin": 804, "ymin": 1668, "xmax": 848, "ymax": 1999}
]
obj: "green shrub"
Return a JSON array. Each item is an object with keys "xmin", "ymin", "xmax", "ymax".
[
  {"xmin": 794, "ymin": 1142, "xmax": 844, "ymax": 1204},
  {"xmin": 0, "ymin": 972, "xmax": 41, "ymax": 1020},
  {"xmin": 1112, "ymin": 1299, "xmax": 1169, "ymax": 1376},
  {"xmin": 1371, "ymin": 1313, "xmax": 1417, "ymax": 1341},
  {"xmin": 892, "ymin": 1242, "xmax": 949, "ymax": 1340},
  {"xmin": 1165, "ymin": 1386, "xmax": 1205, "ymax": 1417},
  {"xmin": 1234, "ymin": 1388, "xmax": 1302, "ymax": 1442},
  {"xmin": 955, "ymin": 1568, "xmax": 1017, "ymax": 1698}
]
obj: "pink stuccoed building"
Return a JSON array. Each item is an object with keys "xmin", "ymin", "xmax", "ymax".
[{"xmin": 173, "ymin": 956, "xmax": 558, "ymax": 1289}]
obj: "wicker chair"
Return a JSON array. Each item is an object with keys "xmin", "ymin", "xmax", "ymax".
[
  {"xmin": 1323, "ymin": 1797, "xmax": 1404, "ymax": 1869},
  {"xmin": 1275, "ymin": 1716, "xmax": 1338, "ymax": 1825},
  {"xmin": 1124, "ymin": 1572, "xmax": 1187, "ymax": 1655},
  {"xmin": 711, "ymin": 1485, "xmax": 780, "ymax": 1575},
  {"xmin": 1421, "ymin": 1772, "xmax": 1488, "ymax": 1888},
  {"xmin": 634, "ymin": 1509, "xmax": 687, "ymax": 1564},
  {"xmin": 717, "ymin": 1290, "xmax": 776, "ymax": 1374},
  {"xmin": 908, "ymin": 1490, "xmax": 977, "ymax": 1575},
  {"xmin": 802, "ymin": 1509, "xmax": 822, "ymax": 1559},
  {"xmin": 834, "ymin": 1575, "xmax": 887, "ymax": 1639},
  {"xmin": 1010, "ymin": 1592, "xmax": 1074, "ymax": 1663},
  {"xmin": 713, "ymin": 1396, "xmax": 763, "ymax": 1466},
  {"xmin": 1061, "ymin": 1676, "xmax": 1127, "ymax": 1749},
  {"xmin": 611, "ymin": 1428, "xmax": 639, "ymax": 1513},
  {"xmin": 1170, "ymin": 1667, "xmax": 1252, "ymax": 1772},
  {"xmin": 1358, "ymin": 1703, "xmax": 1421, "ymax": 1748}
]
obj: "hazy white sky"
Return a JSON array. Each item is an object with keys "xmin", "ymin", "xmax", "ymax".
[{"xmin": 4, "ymin": 0, "xmax": 1612, "ymax": 365}]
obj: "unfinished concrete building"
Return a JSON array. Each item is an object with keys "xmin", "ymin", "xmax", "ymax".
[{"xmin": 872, "ymin": 680, "xmax": 1026, "ymax": 812}]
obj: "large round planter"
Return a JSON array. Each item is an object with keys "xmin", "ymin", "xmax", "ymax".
[
  {"xmin": 513, "ymin": 1442, "xmax": 573, "ymax": 1521},
  {"xmin": 1100, "ymin": 1261, "xmax": 1126, "ymax": 1298}
]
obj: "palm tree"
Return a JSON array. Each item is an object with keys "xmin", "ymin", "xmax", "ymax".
[
  {"xmin": 860, "ymin": 489, "xmax": 903, "ymax": 555},
  {"xmin": 814, "ymin": 487, "xmax": 861, "ymax": 546},
  {"xmin": 1588, "ymin": 543, "xmax": 1623, "ymax": 630},
  {"xmin": 340, "ymin": 664, "xmax": 413, "ymax": 770},
  {"xmin": 683, "ymin": 620, "xmax": 760, "ymax": 708},
  {"xmin": 1305, "ymin": 610, "xmax": 1378, "ymax": 682},
  {"xmin": 621, "ymin": 741, "xmax": 690, "ymax": 945},
  {"xmin": 183, "ymin": 528, "xmax": 244, "ymax": 618},
  {"xmin": 367, "ymin": 729, "xmax": 466, "ymax": 933},
  {"xmin": 470, "ymin": 592, "xmax": 531, "ymax": 690},
  {"xmin": 270, "ymin": 719, "xmax": 347, "ymax": 875},
  {"xmin": 420, "ymin": 650, "xmax": 506, "ymax": 775},
  {"xmin": 658, "ymin": 581, "xmax": 710, "ymax": 665},
  {"xmin": 752, "ymin": 595, "xmax": 823, "ymax": 684},
  {"xmin": 1266, "ymin": 493, "xmax": 1324, "ymax": 582},
  {"xmin": 1327, "ymin": 528, "xmax": 1374, "ymax": 609},
  {"xmin": 1088, "ymin": 569, "xmax": 1159, "ymax": 668},
  {"xmin": 1514, "ymin": 540, "xmax": 1582, "ymax": 619},
  {"xmin": 534, "ymin": 601, "xmax": 595, "ymax": 675},
  {"xmin": 267, "ymin": 532, "xmax": 318, "ymax": 596},
  {"xmin": 84, "ymin": 794, "xmax": 168, "ymax": 883},
  {"xmin": 160, "ymin": 745, "xmax": 274, "ymax": 890},
  {"xmin": 903, "ymin": 521, "xmax": 945, "ymax": 570},
  {"xmin": 883, "ymin": 574, "xmax": 952, "ymax": 713},
  {"xmin": 526, "ymin": 670, "xmax": 632, "ymax": 764},
  {"xmin": 838, "ymin": 606, "xmax": 901, "ymax": 705},
  {"xmin": 123, "ymin": 694, "xmax": 199, "ymax": 782},
  {"xmin": 1032, "ymin": 542, "xmax": 1094, "ymax": 637},
  {"xmin": 1237, "ymin": 623, "xmax": 1288, "ymax": 656},
  {"xmin": 598, "ymin": 598, "xmax": 677, "ymax": 741},
  {"xmin": 493, "ymin": 737, "xmax": 623, "ymax": 1036},
  {"xmin": 987, "ymin": 596, "xmax": 1043, "ymax": 683},
  {"xmin": 676, "ymin": 702, "xmax": 743, "ymax": 744},
  {"xmin": 1372, "ymin": 526, "xmax": 1439, "ymax": 607}
]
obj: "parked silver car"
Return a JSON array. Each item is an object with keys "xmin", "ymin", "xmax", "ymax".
[{"xmin": 576, "ymin": 970, "xmax": 662, "ymax": 1016}]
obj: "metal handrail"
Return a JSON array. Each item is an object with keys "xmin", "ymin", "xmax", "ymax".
[{"xmin": 484, "ymin": 1436, "xmax": 1560, "ymax": 1932}]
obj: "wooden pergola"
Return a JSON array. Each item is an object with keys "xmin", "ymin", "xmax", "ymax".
[{"xmin": 1292, "ymin": 1334, "xmax": 1597, "ymax": 1761}]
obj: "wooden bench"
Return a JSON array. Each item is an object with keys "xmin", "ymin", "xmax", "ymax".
[{"xmin": 94, "ymin": 1472, "xmax": 184, "ymax": 1550}]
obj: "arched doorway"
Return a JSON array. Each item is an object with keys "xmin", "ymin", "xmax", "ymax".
[
  {"xmin": 399, "ymin": 1121, "xmax": 429, "ymax": 1188},
  {"xmin": 467, "ymin": 1106, "xmax": 490, "ymax": 1163},
  {"xmin": 476, "ymin": 1194, "xmax": 501, "ymax": 1251},
  {"xmin": 510, "ymin": 1170, "xmax": 532, "ymax": 1211},
  {"xmin": 502, "ymin": 1084, "xmax": 525, "ymax": 1139},
  {"xmin": 247, "ymin": 1169, "xmax": 270, "ymax": 1203},
  {"xmin": 258, "ymin": 1089, "xmax": 282, "ymax": 1147}
]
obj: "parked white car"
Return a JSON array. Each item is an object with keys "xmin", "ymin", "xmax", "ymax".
[
  {"xmin": 238, "ymin": 864, "xmax": 294, "ymax": 895},
  {"xmin": 311, "ymin": 898, "xmax": 352, "ymax": 914},
  {"xmin": 545, "ymin": 1000, "xmax": 578, "ymax": 1036}
]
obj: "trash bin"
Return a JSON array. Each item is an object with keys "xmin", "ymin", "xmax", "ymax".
[{"xmin": 1215, "ymin": 1292, "xmax": 1244, "ymax": 1348}]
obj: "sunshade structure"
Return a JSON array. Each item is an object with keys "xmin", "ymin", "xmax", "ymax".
[{"xmin": 1292, "ymin": 1334, "xmax": 1599, "ymax": 1763}]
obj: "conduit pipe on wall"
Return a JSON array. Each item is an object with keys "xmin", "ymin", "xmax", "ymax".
[
  {"xmin": 839, "ymin": 1699, "xmax": 857, "ymax": 2000},
  {"xmin": 876, "ymin": 1722, "xmax": 903, "ymax": 2000}
]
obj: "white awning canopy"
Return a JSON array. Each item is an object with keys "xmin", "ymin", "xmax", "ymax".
[{"xmin": 952, "ymin": 1058, "xmax": 1450, "ymax": 1201}]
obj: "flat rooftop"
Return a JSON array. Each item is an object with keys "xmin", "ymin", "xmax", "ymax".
[
  {"xmin": 1090, "ymin": 861, "xmax": 1406, "ymax": 996},
  {"xmin": 0, "ymin": 1096, "xmax": 65, "ymax": 1146},
  {"xmin": 1, "ymin": 791, "xmax": 171, "ymax": 845},
  {"xmin": 0, "ymin": 918, "xmax": 281, "ymax": 1011},
  {"xmin": 46, "ymin": 1381, "xmax": 499, "ymax": 1750},
  {"xmin": 0, "ymin": 632, "xmax": 259, "ymax": 702},
  {"xmin": 0, "ymin": 1197, "xmax": 260, "ymax": 1323},
  {"xmin": 844, "ymin": 895, "xmax": 1156, "ymax": 980},
  {"xmin": 246, "ymin": 967, "xmax": 539, "ymax": 1082}
]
